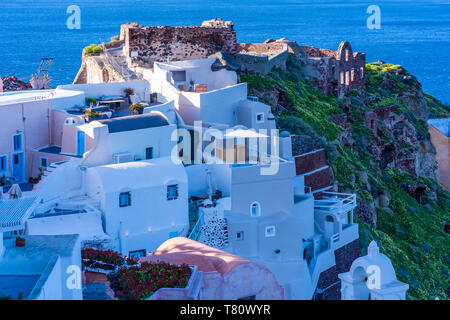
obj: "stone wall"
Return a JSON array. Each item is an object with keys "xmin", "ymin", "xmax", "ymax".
[
  {"xmin": 73, "ymin": 50, "xmax": 125, "ymax": 84},
  {"xmin": 304, "ymin": 167, "xmax": 332, "ymax": 192},
  {"xmin": 313, "ymin": 239, "xmax": 361, "ymax": 300},
  {"xmin": 291, "ymin": 135, "xmax": 319, "ymax": 156},
  {"xmin": 121, "ymin": 19, "xmax": 237, "ymax": 68},
  {"xmin": 295, "ymin": 149, "xmax": 327, "ymax": 175},
  {"xmin": 236, "ymin": 42, "xmax": 289, "ymax": 75}
]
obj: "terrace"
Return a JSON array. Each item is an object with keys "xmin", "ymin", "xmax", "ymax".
[
  {"xmin": 66, "ymin": 93, "xmax": 164, "ymax": 121},
  {"xmin": 0, "ymin": 234, "xmax": 80, "ymax": 300},
  {"xmin": 314, "ymin": 192, "xmax": 357, "ymax": 217}
]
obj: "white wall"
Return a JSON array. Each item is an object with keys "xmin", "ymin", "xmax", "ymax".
[
  {"xmin": 85, "ymin": 159, "xmax": 189, "ymax": 255},
  {"xmin": 229, "ymin": 161, "xmax": 295, "ymax": 216},
  {"xmin": 57, "ymin": 80, "xmax": 150, "ymax": 102},
  {"xmin": 198, "ymin": 83, "xmax": 247, "ymax": 126},
  {"xmin": 107, "ymin": 124, "xmax": 177, "ymax": 161}
]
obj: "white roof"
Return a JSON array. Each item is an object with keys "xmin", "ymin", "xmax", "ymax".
[
  {"xmin": 0, "ymin": 196, "xmax": 40, "ymax": 231},
  {"xmin": 155, "ymin": 62, "xmax": 199, "ymax": 72},
  {"xmin": 0, "ymin": 89, "xmax": 83, "ymax": 106},
  {"xmin": 87, "ymin": 157, "xmax": 187, "ymax": 193},
  {"xmin": 224, "ymin": 129, "xmax": 268, "ymax": 138}
]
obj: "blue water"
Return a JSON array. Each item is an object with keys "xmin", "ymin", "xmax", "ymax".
[{"xmin": 0, "ymin": 0, "xmax": 449, "ymax": 103}]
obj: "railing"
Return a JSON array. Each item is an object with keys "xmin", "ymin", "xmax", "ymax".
[
  {"xmin": 101, "ymin": 43, "xmax": 135, "ymax": 81},
  {"xmin": 331, "ymin": 233, "xmax": 340, "ymax": 243},
  {"xmin": 314, "ymin": 192, "xmax": 356, "ymax": 214},
  {"xmin": 188, "ymin": 211, "xmax": 205, "ymax": 241}
]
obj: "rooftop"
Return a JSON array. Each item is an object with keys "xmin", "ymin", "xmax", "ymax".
[
  {"xmin": 0, "ymin": 89, "xmax": 82, "ymax": 107},
  {"xmin": 141, "ymin": 237, "xmax": 251, "ymax": 275},
  {"xmin": 0, "ymin": 234, "xmax": 79, "ymax": 300},
  {"xmin": 0, "ymin": 196, "xmax": 40, "ymax": 232},
  {"xmin": 98, "ymin": 112, "xmax": 170, "ymax": 133}
]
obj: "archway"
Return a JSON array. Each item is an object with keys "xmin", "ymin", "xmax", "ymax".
[{"xmin": 351, "ymin": 266, "xmax": 370, "ymax": 300}]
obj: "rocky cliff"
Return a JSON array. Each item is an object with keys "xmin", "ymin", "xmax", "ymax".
[{"xmin": 241, "ymin": 56, "xmax": 450, "ymax": 300}]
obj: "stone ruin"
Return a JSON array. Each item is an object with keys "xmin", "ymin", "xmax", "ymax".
[
  {"xmin": 73, "ymin": 18, "xmax": 366, "ymax": 98},
  {"xmin": 294, "ymin": 41, "xmax": 366, "ymax": 98},
  {"xmin": 121, "ymin": 18, "xmax": 237, "ymax": 68}
]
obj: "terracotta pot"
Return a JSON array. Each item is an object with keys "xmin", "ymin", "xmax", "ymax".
[{"xmin": 16, "ymin": 239, "xmax": 25, "ymax": 247}]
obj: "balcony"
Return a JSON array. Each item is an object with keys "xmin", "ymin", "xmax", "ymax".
[{"xmin": 313, "ymin": 192, "xmax": 356, "ymax": 216}]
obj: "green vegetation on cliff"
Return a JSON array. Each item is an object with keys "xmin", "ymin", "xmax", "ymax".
[{"xmin": 240, "ymin": 57, "xmax": 450, "ymax": 300}]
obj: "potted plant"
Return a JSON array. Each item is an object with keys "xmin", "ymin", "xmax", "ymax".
[
  {"xmin": 86, "ymin": 98, "xmax": 97, "ymax": 107},
  {"xmin": 16, "ymin": 236, "xmax": 25, "ymax": 247},
  {"xmin": 129, "ymin": 102, "xmax": 144, "ymax": 115},
  {"xmin": 124, "ymin": 88, "xmax": 134, "ymax": 103},
  {"xmin": 84, "ymin": 109, "xmax": 100, "ymax": 122}
]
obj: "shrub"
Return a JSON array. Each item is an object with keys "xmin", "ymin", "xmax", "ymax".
[
  {"xmin": 108, "ymin": 262, "xmax": 191, "ymax": 300},
  {"xmin": 86, "ymin": 98, "xmax": 97, "ymax": 105},
  {"xmin": 110, "ymin": 35, "xmax": 119, "ymax": 41},
  {"xmin": 81, "ymin": 248, "xmax": 125, "ymax": 266},
  {"xmin": 84, "ymin": 44, "xmax": 102, "ymax": 55}
]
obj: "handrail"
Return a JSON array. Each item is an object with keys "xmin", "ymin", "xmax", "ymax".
[
  {"xmin": 188, "ymin": 211, "xmax": 205, "ymax": 241},
  {"xmin": 313, "ymin": 192, "xmax": 356, "ymax": 213},
  {"xmin": 101, "ymin": 43, "xmax": 135, "ymax": 81}
]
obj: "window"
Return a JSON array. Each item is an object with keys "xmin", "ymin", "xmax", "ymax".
[
  {"xmin": 250, "ymin": 201, "xmax": 261, "ymax": 217},
  {"xmin": 265, "ymin": 225, "xmax": 276, "ymax": 238},
  {"xmin": 13, "ymin": 154, "xmax": 19, "ymax": 165},
  {"xmin": 0, "ymin": 155, "xmax": 6, "ymax": 172},
  {"xmin": 40, "ymin": 157, "xmax": 48, "ymax": 169},
  {"xmin": 351, "ymin": 69, "xmax": 355, "ymax": 82},
  {"xmin": 167, "ymin": 184, "xmax": 178, "ymax": 200},
  {"xmin": 340, "ymin": 72, "xmax": 345, "ymax": 85},
  {"xmin": 145, "ymin": 147, "xmax": 153, "ymax": 160},
  {"xmin": 345, "ymin": 49, "xmax": 349, "ymax": 62},
  {"xmin": 129, "ymin": 249, "xmax": 146, "ymax": 259},
  {"xmin": 13, "ymin": 133, "xmax": 23, "ymax": 152},
  {"xmin": 256, "ymin": 113, "xmax": 264, "ymax": 124},
  {"xmin": 119, "ymin": 192, "xmax": 131, "ymax": 207},
  {"xmin": 236, "ymin": 231, "xmax": 244, "ymax": 241}
]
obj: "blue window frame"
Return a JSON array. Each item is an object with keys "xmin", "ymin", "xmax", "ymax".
[
  {"xmin": 40, "ymin": 157, "xmax": 48, "ymax": 168},
  {"xmin": 167, "ymin": 184, "xmax": 178, "ymax": 200},
  {"xmin": 119, "ymin": 192, "xmax": 131, "ymax": 207},
  {"xmin": 0, "ymin": 155, "xmax": 6, "ymax": 172},
  {"xmin": 13, "ymin": 133, "xmax": 23, "ymax": 151}
]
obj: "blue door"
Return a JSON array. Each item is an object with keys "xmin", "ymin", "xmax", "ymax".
[
  {"xmin": 77, "ymin": 131, "xmax": 85, "ymax": 156},
  {"xmin": 12, "ymin": 152, "xmax": 24, "ymax": 183}
]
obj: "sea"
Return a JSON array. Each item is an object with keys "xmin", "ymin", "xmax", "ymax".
[{"xmin": 0, "ymin": 0, "xmax": 449, "ymax": 103}]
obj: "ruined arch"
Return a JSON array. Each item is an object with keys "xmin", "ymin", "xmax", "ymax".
[{"xmin": 337, "ymin": 41, "xmax": 353, "ymax": 63}]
